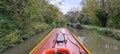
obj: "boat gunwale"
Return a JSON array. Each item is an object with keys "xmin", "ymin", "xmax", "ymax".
[{"xmin": 29, "ymin": 29, "xmax": 55, "ymax": 54}]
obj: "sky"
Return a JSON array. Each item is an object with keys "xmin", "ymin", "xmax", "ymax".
[{"xmin": 49, "ymin": 0, "xmax": 82, "ymax": 14}]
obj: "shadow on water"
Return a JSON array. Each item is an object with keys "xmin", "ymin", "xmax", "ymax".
[{"xmin": 71, "ymin": 28, "xmax": 120, "ymax": 54}]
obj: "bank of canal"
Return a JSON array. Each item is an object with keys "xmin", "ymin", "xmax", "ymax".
[{"xmin": 1, "ymin": 28, "xmax": 52, "ymax": 54}]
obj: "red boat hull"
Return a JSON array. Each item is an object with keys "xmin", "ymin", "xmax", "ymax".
[{"xmin": 29, "ymin": 28, "xmax": 90, "ymax": 54}]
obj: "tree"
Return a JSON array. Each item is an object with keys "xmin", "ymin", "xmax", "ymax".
[
  {"xmin": 81, "ymin": 0, "xmax": 120, "ymax": 28},
  {"xmin": 96, "ymin": 8, "xmax": 108, "ymax": 27}
]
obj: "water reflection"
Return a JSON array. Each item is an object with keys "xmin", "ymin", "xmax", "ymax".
[{"xmin": 73, "ymin": 29, "xmax": 120, "ymax": 54}]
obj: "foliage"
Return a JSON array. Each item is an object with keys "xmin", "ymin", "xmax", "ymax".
[
  {"xmin": 96, "ymin": 8, "xmax": 108, "ymax": 27},
  {"xmin": 0, "ymin": 0, "xmax": 65, "ymax": 53},
  {"xmin": 41, "ymin": 4, "xmax": 59, "ymax": 24},
  {"xmin": 79, "ymin": 14, "xmax": 95, "ymax": 25},
  {"xmin": 4, "ymin": 31, "xmax": 19, "ymax": 44},
  {"xmin": 65, "ymin": 11, "xmax": 79, "ymax": 23},
  {"xmin": 81, "ymin": 0, "xmax": 120, "ymax": 28},
  {"xmin": 65, "ymin": 11, "xmax": 97, "ymax": 25},
  {"xmin": 32, "ymin": 22, "xmax": 49, "ymax": 32}
]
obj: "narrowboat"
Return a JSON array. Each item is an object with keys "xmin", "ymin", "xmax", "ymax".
[{"xmin": 29, "ymin": 28, "xmax": 90, "ymax": 54}]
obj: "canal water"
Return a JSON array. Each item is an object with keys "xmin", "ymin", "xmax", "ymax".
[
  {"xmin": 71, "ymin": 28, "xmax": 120, "ymax": 54},
  {"xmin": 1, "ymin": 28, "xmax": 120, "ymax": 54}
]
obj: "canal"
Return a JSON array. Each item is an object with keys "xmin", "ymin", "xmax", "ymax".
[
  {"xmin": 70, "ymin": 28, "xmax": 120, "ymax": 54},
  {"xmin": 1, "ymin": 28, "xmax": 120, "ymax": 54}
]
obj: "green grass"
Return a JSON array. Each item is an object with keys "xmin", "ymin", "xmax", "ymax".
[{"xmin": 81, "ymin": 25, "xmax": 120, "ymax": 40}]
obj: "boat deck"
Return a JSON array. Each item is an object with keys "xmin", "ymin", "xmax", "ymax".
[{"xmin": 29, "ymin": 28, "xmax": 90, "ymax": 54}]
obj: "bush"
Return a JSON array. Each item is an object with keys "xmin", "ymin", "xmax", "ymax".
[
  {"xmin": 19, "ymin": 29, "xmax": 33, "ymax": 40},
  {"xmin": 32, "ymin": 22, "xmax": 49, "ymax": 32},
  {"xmin": 0, "ymin": 44, "xmax": 7, "ymax": 52},
  {"xmin": 81, "ymin": 16, "xmax": 95, "ymax": 25},
  {"xmin": 4, "ymin": 32, "xmax": 19, "ymax": 44},
  {"xmin": 0, "ymin": 31, "xmax": 19, "ymax": 52},
  {"xmin": 96, "ymin": 8, "xmax": 108, "ymax": 27}
]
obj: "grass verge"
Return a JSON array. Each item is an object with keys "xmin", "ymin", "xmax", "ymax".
[{"xmin": 81, "ymin": 25, "xmax": 120, "ymax": 40}]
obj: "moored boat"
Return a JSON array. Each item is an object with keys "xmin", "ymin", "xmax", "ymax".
[{"xmin": 29, "ymin": 28, "xmax": 90, "ymax": 54}]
